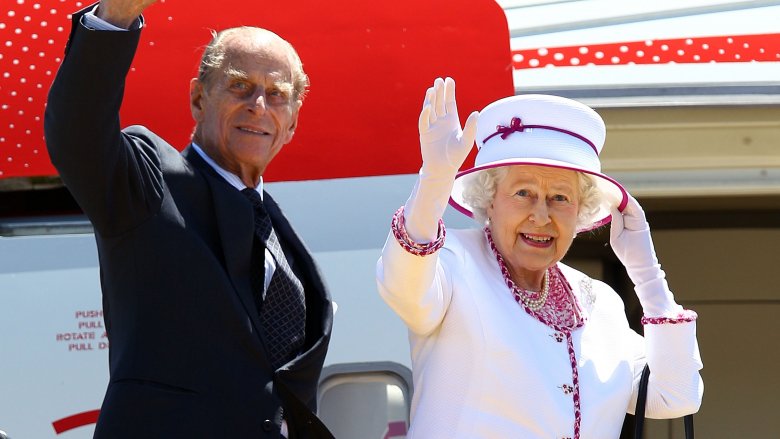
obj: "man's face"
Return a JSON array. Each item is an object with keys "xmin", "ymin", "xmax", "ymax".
[{"xmin": 190, "ymin": 30, "xmax": 300, "ymax": 182}]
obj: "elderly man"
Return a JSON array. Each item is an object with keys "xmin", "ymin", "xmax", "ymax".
[{"xmin": 44, "ymin": 1, "xmax": 333, "ymax": 437}]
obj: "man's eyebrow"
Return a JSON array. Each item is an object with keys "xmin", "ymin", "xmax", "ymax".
[
  {"xmin": 221, "ymin": 68, "xmax": 294, "ymax": 95},
  {"xmin": 224, "ymin": 67, "xmax": 248, "ymax": 80},
  {"xmin": 274, "ymin": 81, "xmax": 294, "ymax": 94}
]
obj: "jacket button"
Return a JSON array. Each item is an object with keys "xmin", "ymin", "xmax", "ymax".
[{"xmin": 262, "ymin": 420, "xmax": 274, "ymax": 432}]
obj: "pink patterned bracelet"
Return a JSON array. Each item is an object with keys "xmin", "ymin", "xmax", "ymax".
[
  {"xmin": 390, "ymin": 206, "xmax": 446, "ymax": 256},
  {"xmin": 641, "ymin": 309, "xmax": 698, "ymax": 325}
]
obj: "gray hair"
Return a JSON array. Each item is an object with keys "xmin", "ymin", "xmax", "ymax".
[
  {"xmin": 461, "ymin": 167, "xmax": 602, "ymax": 231},
  {"xmin": 197, "ymin": 27, "xmax": 310, "ymax": 106}
]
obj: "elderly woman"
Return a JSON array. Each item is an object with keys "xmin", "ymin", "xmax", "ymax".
[{"xmin": 376, "ymin": 78, "xmax": 702, "ymax": 438}]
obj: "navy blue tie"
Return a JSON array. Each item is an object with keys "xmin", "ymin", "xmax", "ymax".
[{"xmin": 241, "ymin": 188, "xmax": 306, "ymax": 369}]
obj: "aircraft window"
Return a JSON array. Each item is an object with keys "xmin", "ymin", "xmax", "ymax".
[{"xmin": 318, "ymin": 362, "xmax": 412, "ymax": 439}]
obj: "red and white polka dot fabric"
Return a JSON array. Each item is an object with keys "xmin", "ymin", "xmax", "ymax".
[
  {"xmin": 0, "ymin": 0, "xmax": 84, "ymax": 178},
  {"xmin": 512, "ymin": 33, "xmax": 780, "ymax": 69}
]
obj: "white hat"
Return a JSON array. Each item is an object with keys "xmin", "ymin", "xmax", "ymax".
[{"xmin": 449, "ymin": 94, "xmax": 628, "ymax": 232}]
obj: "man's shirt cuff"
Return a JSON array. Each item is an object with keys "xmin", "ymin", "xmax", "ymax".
[{"xmin": 82, "ymin": 5, "xmax": 142, "ymax": 31}]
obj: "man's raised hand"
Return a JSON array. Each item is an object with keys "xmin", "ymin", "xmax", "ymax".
[{"xmin": 96, "ymin": 0, "xmax": 159, "ymax": 29}]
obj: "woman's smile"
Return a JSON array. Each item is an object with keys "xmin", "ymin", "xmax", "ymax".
[{"xmin": 520, "ymin": 232, "xmax": 554, "ymax": 248}]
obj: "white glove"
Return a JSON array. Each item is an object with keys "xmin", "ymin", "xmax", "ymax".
[
  {"xmin": 403, "ymin": 77, "xmax": 478, "ymax": 242},
  {"xmin": 418, "ymin": 77, "xmax": 478, "ymax": 177},
  {"xmin": 610, "ymin": 195, "xmax": 682, "ymax": 316}
]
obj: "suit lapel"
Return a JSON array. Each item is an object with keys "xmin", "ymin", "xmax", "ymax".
[
  {"xmin": 264, "ymin": 192, "xmax": 334, "ymax": 366},
  {"xmin": 183, "ymin": 146, "xmax": 332, "ymax": 377},
  {"xmin": 182, "ymin": 147, "xmax": 265, "ymax": 337}
]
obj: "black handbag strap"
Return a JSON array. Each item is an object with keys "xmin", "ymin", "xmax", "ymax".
[{"xmin": 634, "ymin": 364, "xmax": 695, "ymax": 439}]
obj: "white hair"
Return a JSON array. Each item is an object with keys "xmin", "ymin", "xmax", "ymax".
[{"xmin": 460, "ymin": 166, "xmax": 602, "ymax": 231}]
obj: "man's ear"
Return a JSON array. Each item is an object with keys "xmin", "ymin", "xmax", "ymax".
[
  {"xmin": 284, "ymin": 104, "xmax": 301, "ymax": 143},
  {"xmin": 189, "ymin": 78, "xmax": 205, "ymax": 121}
]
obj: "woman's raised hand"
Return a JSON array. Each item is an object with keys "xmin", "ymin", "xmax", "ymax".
[
  {"xmin": 418, "ymin": 77, "xmax": 479, "ymax": 177},
  {"xmin": 609, "ymin": 194, "xmax": 661, "ymax": 286},
  {"xmin": 610, "ymin": 194, "xmax": 683, "ymax": 316}
]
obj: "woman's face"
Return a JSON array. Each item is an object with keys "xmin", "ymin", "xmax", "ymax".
[{"xmin": 487, "ymin": 165, "xmax": 580, "ymax": 285}]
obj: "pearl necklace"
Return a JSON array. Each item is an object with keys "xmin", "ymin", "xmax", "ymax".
[
  {"xmin": 513, "ymin": 269, "xmax": 550, "ymax": 312},
  {"xmin": 485, "ymin": 227, "xmax": 551, "ymax": 312}
]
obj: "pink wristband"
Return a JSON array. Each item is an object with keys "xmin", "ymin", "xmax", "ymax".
[
  {"xmin": 390, "ymin": 206, "xmax": 446, "ymax": 256},
  {"xmin": 641, "ymin": 309, "xmax": 698, "ymax": 325}
]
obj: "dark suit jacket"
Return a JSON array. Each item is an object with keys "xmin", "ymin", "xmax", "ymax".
[{"xmin": 44, "ymin": 7, "xmax": 333, "ymax": 438}]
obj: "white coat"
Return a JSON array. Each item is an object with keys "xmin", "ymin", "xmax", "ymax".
[{"xmin": 377, "ymin": 228, "xmax": 703, "ymax": 439}]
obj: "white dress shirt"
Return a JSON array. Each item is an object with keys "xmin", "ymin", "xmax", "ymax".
[
  {"xmin": 82, "ymin": 6, "xmax": 142, "ymax": 30},
  {"xmin": 190, "ymin": 143, "xmax": 277, "ymax": 290}
]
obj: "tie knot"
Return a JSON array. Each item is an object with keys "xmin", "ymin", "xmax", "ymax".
[
  {"xmin": 241, "ymin": 188, "xmax": 263, "ymax": 208},
  {"xmin": 241, "ymin": 188, "xmax": 272, "ymax": 234}
]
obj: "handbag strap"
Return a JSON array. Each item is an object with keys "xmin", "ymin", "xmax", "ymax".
[
  {"xmin": 634, "ymin": 364, "xmax": 651, "ymax": 438},
  {"xmin": 634, "ymin": 364, "xmax": 695, "ymax": 439}
]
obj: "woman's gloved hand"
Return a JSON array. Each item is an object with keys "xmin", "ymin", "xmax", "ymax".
[
  {"xmin": 404, "ymin": 77, "xmax": 478, "ymax": 242},
  {"xmin": 418, "ymin": 77, "xmax": 479, "ymax": 177},
  {"xmin": 610, "ymin": 194, "xmax": 682, "ymax": 316}
]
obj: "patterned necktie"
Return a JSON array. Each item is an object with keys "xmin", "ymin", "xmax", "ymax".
[{"xmin": 241, "ymin": 188, "xmax": 306, "ymax": 369}]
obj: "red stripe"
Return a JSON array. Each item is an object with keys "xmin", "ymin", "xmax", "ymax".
[
  {"xmin": 512, "ymin": 33, "xmax": 780, "ymax": 69},
  {"xmin": 52, "ymin": 410, "xmax": 100, "ymax": 434}
]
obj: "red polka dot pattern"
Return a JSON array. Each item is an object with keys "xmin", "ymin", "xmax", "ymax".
[
  {"xmin": 1, "ymin": 0, "xmax": 515, "ymax": 182},
  {"xmin": 512, "ymin": 33, "xmax": 780, "ymax": 69},
  {"xmin": 0, "ymin": 0, "xmax": 84, "ymax": 178}
]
